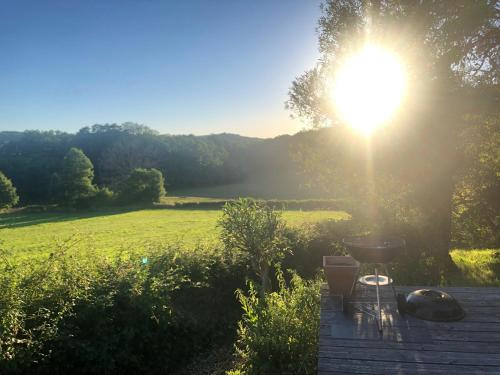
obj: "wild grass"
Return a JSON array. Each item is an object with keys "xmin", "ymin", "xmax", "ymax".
[{"xmin": 450, "ymin": 249, "xmax": 500, "ymax": 286}]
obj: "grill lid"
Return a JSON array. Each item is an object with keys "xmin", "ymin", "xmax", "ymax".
[{"xmin": 405, "ymin": 289, "xmax": 465, "ymax": 322}]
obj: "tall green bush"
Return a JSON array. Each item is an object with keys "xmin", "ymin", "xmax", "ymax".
[
  {"xmin": 219, "ymin": 199, "xmax": 288, "ymax": 296},
  {"xmin": 228, "ymin": 270, "xmax": 321, "ymax": 375},
  {"xmin": 0, "ymin": 243, "xmax": 246, "ymax": 374},
  {"xmin": 0, "ymin": 171, "xmax": 19, "ymax": 209},
  {"xmin": 119, "ymin": 168, "xmax": 166, "ymax": 204}
]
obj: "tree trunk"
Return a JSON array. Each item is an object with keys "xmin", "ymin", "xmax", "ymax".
[
  {"xmin": 419, "ymin": 103, "xmax": 461, "ymax": 272},
  {"xmin": 425, "ymin": 175, "xmax": 458, "ymax": 272}
]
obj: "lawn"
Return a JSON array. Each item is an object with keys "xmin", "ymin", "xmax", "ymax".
[
  {"xmin": 450, "ymin": 249, "xmax": 500, "ymax": 286},
  {"xmin": 0, "ymin": 208, "xmax": 350, "ymax": 262}
]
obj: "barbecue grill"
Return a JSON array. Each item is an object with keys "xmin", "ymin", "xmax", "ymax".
[{"xmin": 343, "ymin": 235, "xmax": 406, "ymax": 332}]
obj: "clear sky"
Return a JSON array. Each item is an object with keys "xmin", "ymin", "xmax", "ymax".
[{"xmin": 0, "ymin": 0, "xmax": 321, "ymax": 137}]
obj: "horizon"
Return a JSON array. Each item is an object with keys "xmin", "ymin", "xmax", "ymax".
[
  {"xmin": 0, "ymin": 0, "xmax": 321, "ymax": 137},
  {"xmin": 0, "ymin": 122, "xmax": 304, "ymax": 139}
]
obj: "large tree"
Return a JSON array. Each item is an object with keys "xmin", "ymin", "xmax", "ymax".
[
  {"xmin": 0, "ymin": 171, "xmax": 19, "ymax": 209},
  {"xmin": 287, "ymin": 0, "xmax": 499, "ymax": 262},
  {"xmin": 59, "ymin": 148, "xmax": 97, "ymax": 206}
]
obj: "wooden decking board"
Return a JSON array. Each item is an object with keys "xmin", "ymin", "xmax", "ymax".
[
  {"xmin": 319, "ymin": 337, "xmax": 500, "ymax": 354},
  {"xmin": 321, "ymin": 313, "xmax": 500, "ymax": 330},
  {"xmin": 318, "ymin": 284, "xmax": 500, "ymax": 375},
  {"xmin": 318, "ymin": 358, "xmax": 500, "ymax": 375},
  {"xmin": 318, "ymin": 347, "xmax": 500, "ymax": 366}
]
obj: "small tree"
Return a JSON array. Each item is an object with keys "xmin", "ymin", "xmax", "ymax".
[
  {"xmin": 119, "ymin": 168, "xmax": 166, "ymax": 204},
  {"xmin": 60, "ymin": 148, "xmax": 96, "ymax": 206},
  {"xmin": 0, "ymin": 171, "xmax": 19, "ymax": 209},
  {"xmin": 218, "ymin": 199, "xmax": 287, "ymax": 297}
]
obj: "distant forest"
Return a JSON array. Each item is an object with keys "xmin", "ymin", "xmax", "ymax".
[{"xmin": 0, "ymin": 123, "xmax": 319, "ymax": 204}]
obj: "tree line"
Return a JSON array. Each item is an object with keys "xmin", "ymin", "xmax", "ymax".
[
  {"xmin": 0, "ymin": 146, "xmax": 165, "ymax": 209},
  {"xmin": 0, "ymin": 123, "xmax": 304, "ymax": 205}
]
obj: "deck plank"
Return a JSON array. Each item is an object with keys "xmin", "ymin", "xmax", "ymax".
[{"xmin": 318, "ymin": 284, "xmax": 500, "ymax": 375}]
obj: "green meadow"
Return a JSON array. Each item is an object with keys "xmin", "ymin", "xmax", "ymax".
[
  {"xmin": 0, "ymin": 205, "xmax": 497, "ymax": 286},
  {"xmin": 0, "ymin": 207, "xmax": 350, "ymax": 262}
]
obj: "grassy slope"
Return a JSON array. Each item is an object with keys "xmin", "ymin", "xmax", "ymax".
[
  {"xmin": 450, "ymin": 249, "xmax": 500, "ymax": 286},
  {"xmin": 0, "ymin": 208, "xmax": 349, "ymax": 262}
]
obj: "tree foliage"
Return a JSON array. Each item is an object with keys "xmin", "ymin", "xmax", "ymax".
[
  {"xmin": 0, "ymin": 171, "xmax": 19, "ymax": 209},
  {"xmin": 287, "ymin": 0, "xmax": 500, "ymax": 258},
  {"xmin": 0, "ymin": 123, "xmax": 301, "ymax": 204},
  {"xmin": 453, "ymin": 114, "xmax": 500, "ymax": 248},
  {"xmin": 59, "ymin": 148, "xmax": 97, "ymax": 206},
  {"xmin": 119, "ymin": 168, "xmax": 166, "ymax": 204},
  {"xmin": 218, "ymin": 199, "xmax": 288, "ymax": 296}
]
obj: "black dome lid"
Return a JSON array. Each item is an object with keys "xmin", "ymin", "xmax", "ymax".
[
  {"xmin": 405, "ymin": 289, "xmax": 465, "ymax": 322},
  {"xmin": 343, "ymin": 236, "xmax": 405, "ymax": 249},
  {"xmin": 342, "ymin": 236, "xmax": 405, "ymax": 263}
]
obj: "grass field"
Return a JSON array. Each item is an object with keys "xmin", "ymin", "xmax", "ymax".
[
  {"xmin": 0, "ymin": 208, "xmax": 349, "ymax": 262},
  {"xmin": 0, "ymin": 204, "xmax": 498, "ymax": 286}
]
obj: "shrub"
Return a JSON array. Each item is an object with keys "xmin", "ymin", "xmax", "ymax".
[
  {"xmin": 89, "ymin": 187, "xmax": 115, "ymax": 207},
  {"xmin": 281, "ymin": 219, "xmax": 361, "ymax": 279},
  {"xmin": 0, "ymin": 242, "xmax": 246, "ymax": 374},
  {"xmin": 0, "ymin": 171, "xmax": 19, "ymax": 209},
  {"xmin": 219, "ymin": 198, "xmax": 288, "ymax": 296},
  {"xmin": 228, "ymin": 270, "xmax": 321, "ymax": 375},
  {"xmin": 119, "ymin": 168, "xmax": 166, "ymax": 204}
]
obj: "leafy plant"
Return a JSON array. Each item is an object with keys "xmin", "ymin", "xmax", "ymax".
[
  {"xmin": 219, "ymin": 199, "xmax": 288, "ymax": 296},
  {"xmin": 228, "ymin": 269, "xmax": 320, "ymax": 375},
  {"xmin": 0, "ymin": 241, "xmax": 246, "ymax": 374}
]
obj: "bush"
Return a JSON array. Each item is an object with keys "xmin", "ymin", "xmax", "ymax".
[
  {"xmin": 159, "ymin": 199, "xmax": 346, "ymax": 211},
  {"xmin": 88, "ymin": 187, "xmax": 115, "ymax": 207},
  {"xmin": 0, "ymin": 171, "xmax": 19, "ymax": 209},
  {"xmin": 228, "ymin": 270, "xmax": 321, "ymax": 375},
  {"xmin": 0, "ymin": 243, "xmax": 246, "ymax": 374},
  {"xmin": 219, "ymin": 199, "xmax": 288, "ymax": 296},
  {"xmin": 119, "ymin": 168, "xmax": 166, "ymax": 204},
  {"xmin": 282, "ymin": 219, "xmax": 362, "ymax": 279}
]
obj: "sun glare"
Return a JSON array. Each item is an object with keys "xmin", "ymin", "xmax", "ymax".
[{"xmin": 331, "ymin": 45, "xmax": 405, "ymax": 134}]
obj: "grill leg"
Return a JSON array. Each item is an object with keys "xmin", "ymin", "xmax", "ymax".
[
  {"xmin": 382, "ymin": 264, "xmax": 398, "ymax": 301},
  {"xmin": 374, "ymin": 267, "xmax": 383, "ymax": 332}
]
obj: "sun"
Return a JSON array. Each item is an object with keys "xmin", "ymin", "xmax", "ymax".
[{"xmin": 330, "ymin": 45, "xmax": 405, "ymax": 134}]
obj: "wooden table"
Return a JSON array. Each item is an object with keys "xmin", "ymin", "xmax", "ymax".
[{"xmin": 318, "ymin": 284, "xmax": 500, "ymax": 374}]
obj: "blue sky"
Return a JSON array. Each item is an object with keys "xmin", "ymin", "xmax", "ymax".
[{"xmin": 0, "ymin": 0, "xmax": 321, "ymax": 137}]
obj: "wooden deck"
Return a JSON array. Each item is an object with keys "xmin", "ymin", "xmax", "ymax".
[{"xmin": 319, "ymin": 284, "xmax": 500, "ymax": 374}]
